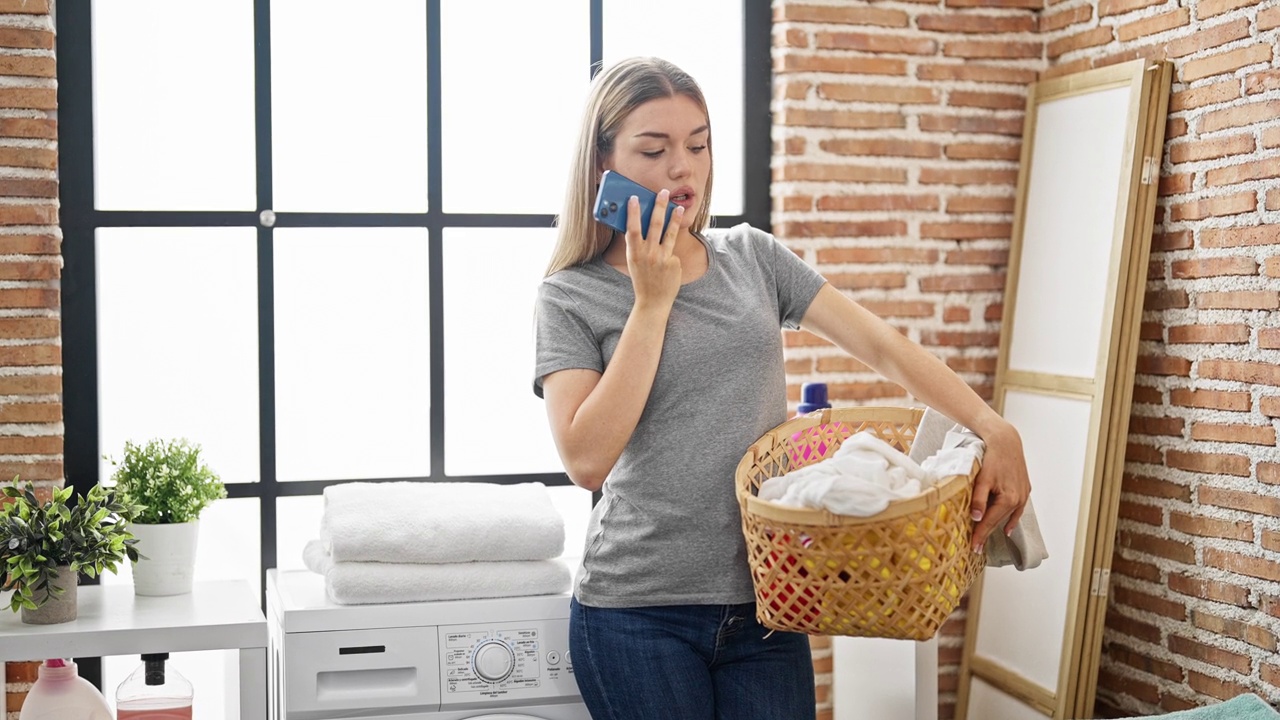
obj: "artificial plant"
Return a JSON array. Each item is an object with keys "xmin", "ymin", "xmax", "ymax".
[
  {"xmin": 108, "ymin": 438, "xmax": 227, "ymax": 524},
  {"xmin": 0, "ymin": 482, "xmax": 141, "ymax": 612}
]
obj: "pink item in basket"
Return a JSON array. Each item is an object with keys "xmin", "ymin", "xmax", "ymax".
[{"xmin": 790, "ymin": 383, "xmax": 846, "ymax": 464}]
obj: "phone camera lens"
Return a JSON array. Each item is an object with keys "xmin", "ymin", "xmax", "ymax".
[
  {"xmin": 600, "ymin": 207, "xmax": 609, "ymax": 217},
  {"xmin": 609, "ymin": 202, "xmax": 618, "ymax": 212}
]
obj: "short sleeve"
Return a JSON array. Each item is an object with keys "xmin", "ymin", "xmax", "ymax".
[
  {"xmin": 533, "ymin": 282, "xmax": 603, "ymax": 398},
  {"xmin": 758, "ymin": 227, "xmax": 827, "ymax": 329}
]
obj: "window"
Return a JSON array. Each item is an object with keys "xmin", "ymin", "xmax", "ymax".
[{"xmin": 58, "ymin": 0, "xmax": 769, "ymax": 713}]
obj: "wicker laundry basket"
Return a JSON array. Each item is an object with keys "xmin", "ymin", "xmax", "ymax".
[{"xmin": 735, "ymin": 406, "xmax": 983, "ymax": 640}]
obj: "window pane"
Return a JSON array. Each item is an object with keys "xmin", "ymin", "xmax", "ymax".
[
  {"xmin": 547, "ymin": 485, "xmax": 591, "ymax": 562},
  {"xmin": 440, "ymin": 0, "xmax": 589, "ymax": 213},
  {"xmin": 97, "ymin": 228, "xmax": 260, "ymax": 485},
  {"xmin": 604, "ymin": 0, "xmax": 744, "ymax": 215},
  {"xmin": 442, "ymin": 228, "xmax": 562, "ymax": 475},
  {"xmin": 274, "ymin": 229, "xmax": 431, "ymax": 480},
  {"xmin": 277, "ymin": 495, "xmax": 325, "ymax": 572},
  {"xmin": 271, "ymin": 1, "xmax": 429, "ymax": 212},
  {"xmin": 92, "ymin": 2, "xmax": 255, "ymax": 211}
]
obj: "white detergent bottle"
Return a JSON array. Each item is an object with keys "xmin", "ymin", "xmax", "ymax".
[
  {"xmin": 18, "ymin": 658, "xmax": 113, "ymax": 720},
  {"xmin": 115, "ymin": 652, "xmax": 193, "ymax": 720}
]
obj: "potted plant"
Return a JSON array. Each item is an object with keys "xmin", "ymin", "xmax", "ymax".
[
  {"xmin": 0, "ymin": 481, "xmax": 141, "ymax": 624},
  {"xmin": 107, "ymin": 438, "xmax": 226, "ymax": 596}
]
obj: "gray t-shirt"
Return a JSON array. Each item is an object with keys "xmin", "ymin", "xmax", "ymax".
[{"xmin": 533, "ymin": 223, "xmax": 827, "ymax": 607}]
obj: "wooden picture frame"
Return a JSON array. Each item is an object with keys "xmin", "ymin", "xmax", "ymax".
[{"xmin": 955, "ymin": 59, "xmax": 1173, "ymax": 720}]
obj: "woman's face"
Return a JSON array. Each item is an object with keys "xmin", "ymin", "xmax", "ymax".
[{"xmin": 601, "ymin": 94, "xmax": 711, "ymax": 230}]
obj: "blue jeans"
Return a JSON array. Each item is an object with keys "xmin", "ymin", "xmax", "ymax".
[{"xmin": 569, "ymin": 597, "xmax": 815, "ymax": 720}]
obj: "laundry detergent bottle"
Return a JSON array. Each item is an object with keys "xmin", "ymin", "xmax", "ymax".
[
  {"xmin": 114, "ymin": 653, "xmax": 193, "ymax": 720},
  {"xmin": 18, "ymin": 658, "xmax": 113, "ymax": 720},
  {"xmin": 796, "ymin": 382, "xmax": 830, "ymax": 416},
  {"xmin": 792, "ymin": 382, "xmax": 838, "ymax": 464}
]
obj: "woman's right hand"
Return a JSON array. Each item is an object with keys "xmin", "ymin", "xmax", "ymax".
[
  {"xmin": 541, "ymin": 191, "xmax": 687, "ymax": 491},
  {"xmin": 624, "ymin": 190, "xmax": 685, "ymax": 309}
]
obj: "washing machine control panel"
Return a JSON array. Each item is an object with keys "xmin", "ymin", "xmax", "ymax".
[
  {"xmin": 440, "ymin": 618, "xmax": 578, "ymax": 708},
  {"xmin": 446, "ymin": 629, "xmax": 537, "ymax": 690},
  {"xmin": 471, "ymin": 639, "xmax": 517, "ymax": 682}
]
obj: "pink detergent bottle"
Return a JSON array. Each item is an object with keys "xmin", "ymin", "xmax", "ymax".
[
  {"xmin": 18, "ymin": 658, "xmax": 113, "ymax": 720},
  {"xmin": 114, "ymin": 653, "xmax": 193, "ymax": 720}
]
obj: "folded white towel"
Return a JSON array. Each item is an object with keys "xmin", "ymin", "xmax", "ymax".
[
  {"xmin": 758, "ymin": 432, "xmax": 934, "ymax": 516},
  {"xmin": 321, "ymin": 481, "xmax": 564, "ymax": 564},
  {"xmin": 303, "ymin": 540, "xmax": 572, "ymax": 605}
]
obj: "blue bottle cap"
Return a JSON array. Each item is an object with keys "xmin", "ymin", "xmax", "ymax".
[{"xmin": 796, "ymin": 382, "xmax": 830, "ymax": 415}]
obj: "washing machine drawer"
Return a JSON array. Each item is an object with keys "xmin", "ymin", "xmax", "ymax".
[{"xmin": 284, "ymin": 626, "xmax": 441, "ymax": 716}]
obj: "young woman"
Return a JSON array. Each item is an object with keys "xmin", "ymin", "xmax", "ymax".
[{"xmin": 534, "ymin": 57, "xmax": 1031, "ymax": 720}]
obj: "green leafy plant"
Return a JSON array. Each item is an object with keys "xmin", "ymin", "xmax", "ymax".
[
  {"xmin": 0, "ymin": 482, "xmax": 142, "ymax": 612},
  {"xmin": 108, "ymin": 438, "xmax": 227, "ymax": 524}
]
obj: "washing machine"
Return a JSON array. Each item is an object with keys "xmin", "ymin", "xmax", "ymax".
[{"xmin": 267, "ymin": 569, "xmax": 591, "ymax": 720}]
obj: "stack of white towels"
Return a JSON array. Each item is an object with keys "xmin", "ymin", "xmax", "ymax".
[{"xmin": 303, "ymin": 481, "xmax": 572, "ymax": 605}]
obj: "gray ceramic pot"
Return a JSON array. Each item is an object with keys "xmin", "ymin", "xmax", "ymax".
[{"xmin": 21, "ymin": 565, "xmax": 78, "ymax": 625}]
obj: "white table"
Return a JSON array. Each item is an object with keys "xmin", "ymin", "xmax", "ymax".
[
  {"xmin": 0, "ymin": 580, "xmax": 267, "ymax": 720},
  {"xmin": 833, "ymin": 636, "xmax": 939, "ymax": 720}
]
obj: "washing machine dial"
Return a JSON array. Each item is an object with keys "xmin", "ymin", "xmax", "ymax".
[{"xmin": 471, "ymin": 640, "xmax": 516, "ymax": 683}]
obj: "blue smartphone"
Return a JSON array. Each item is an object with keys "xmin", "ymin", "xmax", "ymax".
[{"xmin": 593, "ymin": 170, "xmax": 676, "ymax": 237}]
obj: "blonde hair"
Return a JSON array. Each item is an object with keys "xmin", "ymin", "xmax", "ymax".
[{"xmin": 545, "ymin": 57, "xmax": 714, "ymax": 277}]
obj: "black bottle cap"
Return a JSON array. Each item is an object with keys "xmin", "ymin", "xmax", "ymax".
[{"xmin": 142, "ymin": 653, "xmax": 168, "ymax": 686}]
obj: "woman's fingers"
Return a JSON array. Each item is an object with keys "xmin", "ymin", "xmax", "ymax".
[
  {"xmin": 646, "ymin": 189, "xmax": 671, "ymax": 243},
  {"xmin": 625, "ymin": 195, "xmax": 643, "ymax": 246},
  {"xmin": 971, "ymin": 489, "xmax": 1020, "ymax": 552},
  {"xmin": 968, "ymin": 423, "xmax": 1032, "ymax": 552},
  {"xmin": 969, "ymin": 471, "xmax": 996, "ymax": 551},
  {"xmin": 620, "ymin": 189, "xmax": 684, "ymax": 308},
  {"xmin": 1003, "ymin": 504, "xmax": 1027, "ymax": 536},
  {"xmin": 663, "ymin": 206, "xmax": 685, "ymax": 254},
  {"xmin": 625, "ymin": 190, "xmax": 680, "ymax": 252},
  {"xmin": 970, "ymin": 473, "xmax": 1030, "ymax": 551}
]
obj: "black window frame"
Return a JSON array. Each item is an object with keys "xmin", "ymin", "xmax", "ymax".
[{"xmin": 57, "ymin": 0, "xmax": 773, "ymax": 612}]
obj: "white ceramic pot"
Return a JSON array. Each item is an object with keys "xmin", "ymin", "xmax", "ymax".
[{"xmin": 129, "ymin": 520, "xmax": 199, "ymax": 596}]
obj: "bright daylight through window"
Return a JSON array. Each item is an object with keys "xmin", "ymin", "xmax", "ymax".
[{"xmin": 65, "ymin": 1, "xmax": 755, "ymax": 716}]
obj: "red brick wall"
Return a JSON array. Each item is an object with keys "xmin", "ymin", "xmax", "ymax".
[
  {"xmin": 0, "ymin": 0, "xmax": 61, "ymax": 717},
  {"xmin": 13, "ymin": 1, "xmax": 1276, "ymax": 718},
  {"xmin": 1044, "ymin": 0, "xmax": 1280, "ymax": 716},
  {"xmin": 772, "ymin": 2, "xmax": 1040, "ymax": 717},
  {"xmin": 772, "ymin": 1, "xmax": 1039, "ymax": 410},
  {"xmin": 774, "ymin": 0, "xmax": 1280, "ymax": 718}
]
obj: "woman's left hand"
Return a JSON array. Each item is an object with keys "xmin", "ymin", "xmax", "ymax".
[{"xmin": 969, "ymin": 420, "xmax": 1031, "ymax": 553}]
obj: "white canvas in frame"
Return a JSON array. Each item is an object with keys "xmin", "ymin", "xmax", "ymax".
[{"xmin": 956, "ymin": 59, "xmax": 1172, "ymax": 720}]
